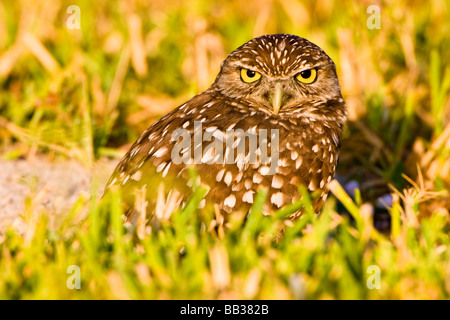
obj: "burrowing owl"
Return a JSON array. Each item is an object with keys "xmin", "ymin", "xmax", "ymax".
[{"xmin": 105, "ymin": 34, "xmax": 347, "ymax": 223}]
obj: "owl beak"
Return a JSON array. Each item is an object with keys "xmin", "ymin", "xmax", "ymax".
[{"xmin": 272, "ymin": 83, "xmax": 283, "ymax": 115}]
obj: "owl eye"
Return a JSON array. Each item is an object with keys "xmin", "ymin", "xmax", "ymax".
[
  {"xmin": 240, "ymin": 68, "xmax": 261, "ymax": 83},
  {"xmin": 296, "ymin": 68, "xmax": 317, "ymax": 84}
]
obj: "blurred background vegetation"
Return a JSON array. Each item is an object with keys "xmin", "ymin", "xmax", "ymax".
[{"xmin": 0, "ymin": 0, "xmax": 450, "ymax": 299}]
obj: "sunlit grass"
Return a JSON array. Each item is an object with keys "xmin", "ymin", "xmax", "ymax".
[{"xmin": 0, "ymin": 177, "xmax": 448, "ymax": 299}]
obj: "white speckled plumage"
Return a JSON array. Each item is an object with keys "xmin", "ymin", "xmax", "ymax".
[{"xmin": 105, "ymin": 34, "xmax": 347, "ymax": 222}]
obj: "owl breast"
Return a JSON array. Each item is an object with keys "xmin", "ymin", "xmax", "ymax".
[{"xmin": 195, "ymin": 103, "xmax": 341, "ymax": 217}]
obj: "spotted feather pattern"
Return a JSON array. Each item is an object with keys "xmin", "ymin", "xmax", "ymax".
[{"xmin": 104, "ymin": 34, "xmax": 347, "ymax": 222}]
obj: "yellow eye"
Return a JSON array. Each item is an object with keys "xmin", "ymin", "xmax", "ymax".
[
  {"xmin": 240, "ymin": 68, "xmax": 261, "ymax": 83},
  {"xmin": 296, "ymin": 68, "xmax": 317, "ymax": 84}
]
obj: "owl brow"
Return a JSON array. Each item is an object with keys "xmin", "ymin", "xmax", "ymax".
[
  {"xmin": 234, "ymin": 62, "xmax": 262, "ymax": 73},
  {"xmin": 295, "ymin": 63, "xmax": 325, "ymax": 73}
]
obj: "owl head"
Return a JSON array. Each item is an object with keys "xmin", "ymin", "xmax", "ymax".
[{"xmin": 212, "ymin": 34, "xmax": 344, "ymax": 118}]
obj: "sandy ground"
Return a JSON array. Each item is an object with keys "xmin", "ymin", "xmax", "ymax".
[{"xmin": 0, "ymin": 157, "xmax": 117, "ymax": 234}]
